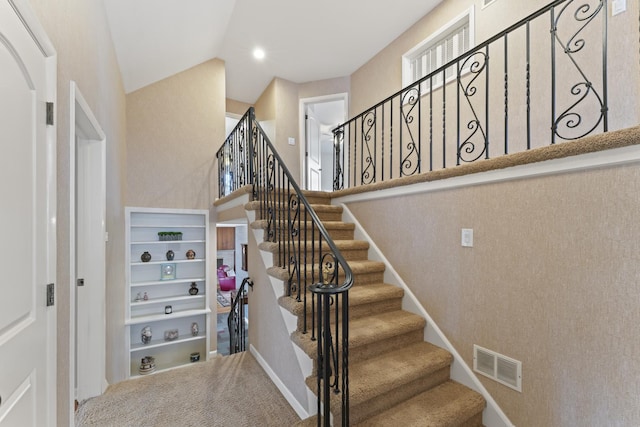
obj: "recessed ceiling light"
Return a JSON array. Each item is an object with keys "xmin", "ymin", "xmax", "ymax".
[{"xmin": 253, "ymin": 48, "xmax": 265, "ymax": 60}]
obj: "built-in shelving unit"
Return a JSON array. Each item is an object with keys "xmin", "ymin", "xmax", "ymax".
[{"xmin": 125, "ymin": 207, "xmax": 210, "ymax": 378}]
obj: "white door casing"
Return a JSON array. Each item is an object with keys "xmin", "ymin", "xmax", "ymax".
[
  {"xmin": 0, "ymin": 0, "xmax": 57, "ymax": 425},
  {"xmin": 305, "ymin": 109, "xmax": 322, "ymax": 191},
  {"xmin": 298, "ymin": 94, "xmax": 348, "ymax": 191},
  {"xmin": 70, "ymin": 82, "xmax": 106, "ymax": 406}
]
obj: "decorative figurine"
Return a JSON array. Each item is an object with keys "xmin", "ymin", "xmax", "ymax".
[
  {"xmin": 139, "ymin": 356, "xmax": 156, "ymax": 374},
  {"xmin": 191, "ymin": 322, "xmax": 199, "ymax": 336},
  {"xmin": 166, "ymin": 249, "xmax": 174, "ymax": 261},
  {"xmin": 143, "ymin": 291, "xmax": 148, "ymax": 301},
  {"xmin": 140, "ymin": 251, "xmax": 151, "ymax": 262},
  {"xmin": 160, "ymin": 263, "xmax": 176, "ymax": 280},
  {"xmin": 189, "ymin": 282, "xmax": 199, "ymax": 295},
  {"xmin": 186, "ymin": 249, "xmax": 196, "ymax": 260},
  {"xmin": 141, "ymin": 326, "xmax": 152, "ymax": 344},
  {"xmin": 165, "ymin": 305, "xmax": 172, "ymax": 314},
  {"xmin": 135, "ymin": 292, "xmax": 142, "ymax": 302},
  {"xmin": 164, "ymin": 329, "xmax": 179, "ymax": 341}
]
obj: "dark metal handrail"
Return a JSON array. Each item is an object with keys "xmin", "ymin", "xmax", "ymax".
[
  {"xmin": 228, "ymin": 277, "xmax": 253, "ymax": 354},
  {"xmin": 217, "ymin": 108, "xmax": 353, "ymax": 426},
  {"xmin": 332, "ymin": 0, "xmax": 608, "ymax": 190}
]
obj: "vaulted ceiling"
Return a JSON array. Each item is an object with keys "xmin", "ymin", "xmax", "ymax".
[{"xmin": 103, "ymin": 0, "xmax": 441, "ymax": 103}]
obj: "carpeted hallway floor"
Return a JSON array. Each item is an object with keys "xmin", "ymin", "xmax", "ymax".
[{"xmin": 76, "ymin": 352, "xmax": 300, "ymax": 426}]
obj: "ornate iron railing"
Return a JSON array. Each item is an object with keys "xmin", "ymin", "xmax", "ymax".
[
  {"xmin": 333, "ymin": 0, "xmax": 608, "ymax": 190},
  {"xmin": 216, "ymin": 108, "xmax": 353, "ymax": 426},
  {"xmin": 228, "ymin": 277, "xmax": 253, "ymax": 354}
]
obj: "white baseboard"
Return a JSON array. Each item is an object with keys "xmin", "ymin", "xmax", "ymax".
[{"xmin": 250, "ymin": 344, "xmax": 309, "ymax": 420}]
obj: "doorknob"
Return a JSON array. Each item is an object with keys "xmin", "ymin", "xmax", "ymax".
[{"xmin": 77, "ymin": 278, "xmax": 85, "ymax": 286}]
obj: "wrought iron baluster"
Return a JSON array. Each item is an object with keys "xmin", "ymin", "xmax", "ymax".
[
  {"xmin": 389, "ymin": 98, "xmax": 393, "ymax": 180},
  {"xmin": 526, "ymin": 20, "xmax": 531, "ymax": 150},
  {"xmin": 361, "ymin": 110, "xmax": 376, "ymax": 185},
  {"xmin": 552, "ymin": 0, "xmax": 606, "ymax": 141},
  {"xmin": 504, "ymin": 33, "xmax": 509, "ymax": 155},
  {"xmin": 485, "ymin": 44, "xmax": 490, "ymax": 160},
  {"xmin": 442, "ymin": 68, "xmax": 446, "ymax": 169},
  {"xmin": 551, "ymin": 6, "xmax": 557, "ymax": 144},
  {"xmin": 429, "ymin": 77, "xmax": 433, "ymax": 172},
  {"xmin": 400, "ymin": 87, "xmax": 421, "ymax": 176},
  {"xmin": 457, "ymin": 51, "xmax": 489, "ymax": 164}
]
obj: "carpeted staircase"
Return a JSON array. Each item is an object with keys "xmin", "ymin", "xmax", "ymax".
[{"xmin": 247, "ymin": 191, "xmax": 486, "ymax": 426}]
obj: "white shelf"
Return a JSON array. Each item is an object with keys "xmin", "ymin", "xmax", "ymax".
[
  {"xmin": 125, "ymin": 207, "xmax": 210, "ymax": 378},
  {"xmin": 131, "ymin": 259, "xmax": 204, "ymax": 266},
  {"xmin": 125, "ymin": 308, "xmax": 211, "ymax": 326},
  {"xmin": 131, "ymin": 294, "xmax": 205, "ymax": 306},
  {"xmin": 131, "ymin": 239, "xmax": 206, "ymax": 245},
  {"xmin": 130, "ymin": 225, "xmax": 205, "ymax": 229},
  {"xmin": 130, "ymin": 334, "xmax": 206, "ymax": 352},
  {"xmin": 130, "ymin": 277, "xmax": 205, "ymax": 287}
]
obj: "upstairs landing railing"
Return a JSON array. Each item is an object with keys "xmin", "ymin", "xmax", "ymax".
[
  {"xmin": 332, "ymin": 0, "xmax": 608, "ymax": 190},
  {"xmin": 216, "ymin": 108, "xmax": 353, "ymax": 426}
]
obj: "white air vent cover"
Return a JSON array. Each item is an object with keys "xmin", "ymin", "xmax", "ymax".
[{"xmin": 473, "ymin": 345, "xmax": 522, "ymax": 392}]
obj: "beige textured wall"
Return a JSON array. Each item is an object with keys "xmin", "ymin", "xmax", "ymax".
[
  {"xmin": 275, "ymin": 78, "xmax": 301, "ymax": 180},
  {"xmin": 350, "ymin": 0, "xmax": 639, "ymax": 130},
  {"xmin": 27, "ymin": 0, "xmax": 127, "ymax": 425},
  {"xmin": 226, "ymin": 98, "xmax": 253, "ymax": 116},
  {"xmin": 298, "ymin": 76, "xmax": 350, "ymax": 100},
  {"xmin": 254, "ymin": 78, "xmax": 300, "ymax": 180},
  {"xmin": 345, "ymin": 161, "xmax": 640, "ymax": 426},
  {"xmin": 246, "ymin": 218, "xmax": 309, "ymax": 411},
  {"xmin": 127, "ymin": 59, "xmax": 225, "ymax": 354},
  {"xmin": 126, "ymin": 59, "xmax": 225, "ymax": 210}
]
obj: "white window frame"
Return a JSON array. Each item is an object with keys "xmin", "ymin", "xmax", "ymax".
[{"xmin": 402, "ymin": 6, "xmax": 475, "ymax": 95}]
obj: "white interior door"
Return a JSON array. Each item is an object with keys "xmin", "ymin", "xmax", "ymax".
[
  {"xmin": 305, "ymin": 109, "xmax": 322, "ymax": 191},
  {"xmin": 72, "ymin": 82, "xmax": 107, "ymax": 403},
  {"xmin": 75, "ymin": 136, "xmax": 106, "ymax": 400},
  {"xmin": 0, "ymin": 0, "xmax": 56, "ymax": 425}
]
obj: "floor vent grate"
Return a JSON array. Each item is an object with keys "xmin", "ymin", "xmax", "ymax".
[{"xmin": 473, "ymin": 344, "xmax": 522, "ymax": 392}]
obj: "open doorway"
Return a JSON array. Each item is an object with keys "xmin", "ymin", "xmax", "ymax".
[
  {"xmin": 300, "ymin": 94, "xmax": 348, "ymax": 191},
  {"xmin": 215, "ymin": 223, "xmax": 249, "ymax": 355},
  {"xmin": 69, "ymin": 82, "xmax": 107, "ymax": 409}
]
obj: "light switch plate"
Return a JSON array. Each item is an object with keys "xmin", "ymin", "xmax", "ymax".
[
  {"xmin": 288, "ymin": 137, "xmax": 295, "ymax": 145},
  {"xmin": 612, "ymin": 0, "xmax": 626, "ymax": 15},
  {"xmin": 462, "ymin": 228, "xmax": 473, "ymax": 247}
]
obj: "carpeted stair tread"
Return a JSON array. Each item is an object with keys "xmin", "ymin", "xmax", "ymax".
[
  {"xmin": 278, "ymin": 282, "xmax": 404, "ymax": 318},
  {"xmin": 259, "ymin": 239, "xmax": 369, "ymax": 253},
  {"xmin": 344, "ymin": 341, "xmax": 453, "ymax": 407},
  {"xmin": 251, "ymin": 219, "xmax": 354, "ymax": 231},
  {"xmin": 267, "ymin": 259, "xmax": 385, "ymax": 282},
  {"xmin": 303, "ymin": 341, "xmax": 455, "ymax": 423},
  {"xmin": 292, "ymin": 310, "xmax": 426, "ymax": 358},
  {"xmin": 355, "ymin": 380, "xmax": 486, "ymax": 427},
  {"xmin": 245, "ymin": 200, "xmax": 343, "ymax": 215}
]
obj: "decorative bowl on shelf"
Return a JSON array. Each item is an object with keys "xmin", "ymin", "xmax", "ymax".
[{"xmin": 138, "ymin": 356, "xmax": 156, "ymax": 374}]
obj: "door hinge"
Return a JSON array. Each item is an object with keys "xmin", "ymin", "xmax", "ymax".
[
  {"xmin": 46, "ymin": 102, "xmax": 54, "ymax": 126},
  {"xmin": 46, "ymin": 283, "xmax": 55, "ymax": 306}
]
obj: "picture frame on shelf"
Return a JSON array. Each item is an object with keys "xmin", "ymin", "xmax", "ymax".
[{"xmin": 160, "ymin": 263, "xmax": 176, "ymax": 280}]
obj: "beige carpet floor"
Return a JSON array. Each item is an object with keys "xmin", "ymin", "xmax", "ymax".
[{"xmin": 76, "ymin": 352, "xmax": 300, "ymax": 426}]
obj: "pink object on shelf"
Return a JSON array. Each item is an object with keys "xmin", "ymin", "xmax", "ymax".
[{"xmin": 217, "ymin": 265, "xmax": 236, "ymax": 291}]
